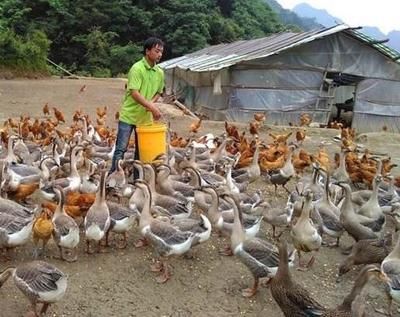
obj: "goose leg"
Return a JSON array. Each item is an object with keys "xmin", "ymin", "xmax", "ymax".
[
  {"xmin": 134, "ymin": 237, "xmax": 148, "ymax": 248},
  {"xmin": 219, "ymin": 245, "xmax": 233, "ymax": 256},
  {"xmin": 40, "ymin": 303, "xmax": 50, "ymax": 316},
  {"xmin": 241, "ymin": 278, "xmax": 259, "ymax": 297},
  {"xmin": 86, "ymin": 240, "xmax": 94, "ymax": 254},
  {"xmin": 117, "ymin": 233, "xmax": 128, "ymax": 249},
  {"xmin": 150, "ymin": 260, "xmax": 163, "ymax": 272},
  {"xmin": 156, "ymin": 258, "xmax": 171, "ymax": 284}
]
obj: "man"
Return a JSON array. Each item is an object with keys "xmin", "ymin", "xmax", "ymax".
[{"xmin": 109, "ymin": 37, "xmax": 164, "ymax": 176}]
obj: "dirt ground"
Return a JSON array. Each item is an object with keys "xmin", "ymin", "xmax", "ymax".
[{"xmin": 0, "ymin": 78, "xmax": 398, "ymax": 317}]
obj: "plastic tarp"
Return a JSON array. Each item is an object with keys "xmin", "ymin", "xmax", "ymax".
[{"xmin": 353, "ymin": 79, "xmax": 400, "ymax": 133}]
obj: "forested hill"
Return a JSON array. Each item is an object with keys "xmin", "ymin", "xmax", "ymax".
[{"xmin": 0, "ymin": 0, "xmax": 289, "ymax": 77}]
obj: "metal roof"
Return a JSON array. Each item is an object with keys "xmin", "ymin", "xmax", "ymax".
[{"xmin": 159, "ymin": 24, "xmax": 400, "ymax": 72}]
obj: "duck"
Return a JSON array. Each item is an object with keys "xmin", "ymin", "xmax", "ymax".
[
  {"xmin": 270, "ymin": 241, "xmax": 325, "ymax": 317},
  {"xmin": 51, "ymin": 187, "xmax": 80, "ymax": 262},
  {"xmin": 84, "ymin": 170, "xmax": 111, "ymax": 253},
  {"xmin": 322, "ymin": 265, "xmax": 386, "ymax": 317},
  {"xmin": 0, "ymin": 260, "xmax": 67, "ymax": 317},
  {"xmin": 337, "ymin": 233, "xmax": 393, "ymax": 281},
  {"xmin": 134, "ymin": 179, "xmax": 196, "ymax": 283},
  {"xmin": 290, "ymin": 190, "xmax": 322, "ymax": 270},
  {"xmin": 225, "ymin": 193, "xmax": 295, "ymax": 297},
  {"xmin": 380, "ymin": 232, "xmax": 400, "ymax": 316}
]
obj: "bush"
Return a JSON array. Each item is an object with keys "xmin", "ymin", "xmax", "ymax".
[
  {"xmin": 0, "ymin": 29, "xmax": 50, "ymax": 73},
  {"xmin": 109, "ymin": 43, "xmax": 142, "ymax": 77}
]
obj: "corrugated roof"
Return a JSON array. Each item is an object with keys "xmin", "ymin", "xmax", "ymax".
[{"xmin": 159, "ymin": 24, "xmax": 400, "ymax": 72}]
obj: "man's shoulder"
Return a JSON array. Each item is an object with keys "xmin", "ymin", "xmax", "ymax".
[{"xmin": 154, "ymin": 64, "xmax": 164, "ymax": 76}]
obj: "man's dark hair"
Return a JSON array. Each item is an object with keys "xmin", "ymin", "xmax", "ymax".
[{"xmin": 143, "ymin": 37, "xmax": 164, "ymax": 55}]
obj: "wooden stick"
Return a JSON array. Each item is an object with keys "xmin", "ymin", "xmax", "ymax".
[{"xmin": 173, "ymin": 100, "xmax": 199, "ymax": 119}]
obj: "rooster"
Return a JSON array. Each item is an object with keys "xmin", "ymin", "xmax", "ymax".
[
  {"xmin": 43, "ymin": 103, "xmax": 50, "ymax": 116},
  {"xmin": 53, "ymin": 107, "xmax": 65, "ymax": 123},
  {"xmin": 189, "ymin": 119, "xmax": 202, "ymax": 134}
]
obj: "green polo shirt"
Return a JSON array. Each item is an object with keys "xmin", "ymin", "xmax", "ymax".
[{"xmin": 120, "ymin": 57, "xmax": 164, "ymax": 126}]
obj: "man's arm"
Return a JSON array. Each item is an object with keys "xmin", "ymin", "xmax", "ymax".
[
  {"xmin": 131, "ymin": 90, "xmax": 161, "ymax": 120},
  {"xmin": 151, "ymin": 93, "xmax": 161, "ymax": 103}
]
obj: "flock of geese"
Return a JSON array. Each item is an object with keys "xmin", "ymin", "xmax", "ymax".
[{"xmin": 1, "ymin": 108, "xmax": 400, "ymax": 317}]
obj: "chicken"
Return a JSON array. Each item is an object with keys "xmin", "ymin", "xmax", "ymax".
[
  {"xmin": 225, "ymin": 121, "xmax": 240, "ymax": 141},
  {"xmin": 43, "ymin": 103, "xmax": 50, "ymax": 116},
  {"xmin": 32, "ymin": 208, "xmax": 54, "ymax": 257},
  {"xmin": 300, "ymin": 113, "xmax": 312, "ymax": 127},
  {"xmin": 97, "ymin": 117, "xmax": 106, "ymax": 126},
  {"xmin": 249, "ymin": 120, "xmax": 261, "ymax": 136},
  {"xmin": 292, "ymin": 149, "xmax": 313, "ymax": 174},
  {"xmin": 72, "ymin": 109, "xmax": 83, "ymax": 122},
  {"xmin": 66, "ymin": 191, "xmax": 96, "ymax": 211},
  {"xmin": 6, "ymin": 183, "xmax": 39, "ymax": 203},
  {"xmin": 315, "ymin": 145, "xmax": 331, "ymax": 172},
  {"xmin": 42, "ymin": 201, "xmax": 85, "ymax": 220},
  {"xmin": 79, "ymin": 84, "xmax": 87, "ymax": 93},
  {"xmin": 115, "ymin": 111, "xmax": 120, "ymax": 121},
  {"xmin": 259, "ymin": 155, "xmax": 285, "ymax": 172},
  {"xmin": 254, "ymin": 112, "xmax": 267, "ymax": 122},
  {"xmin": 96, "ymin": 106, "xmax": 108, "ymax": 119},
  {"xmin": 53, "ymin": 107, "xmax": 65, "ymax": 123},
  {"xmin": 295, "ymin": 129, "xmax": 306, "ymax": 145},
  {"xmin": 269, "ymin": 132, "xmax": 292, "ymax": 144},
  {"xmin": 8, "ymin": 117, "xmax": 19, "ymax": 129},
  {"xmin": 31, "ymin": 119, "xmax": 41, "ymax": 139},
  {"xmin": 189, "ymin": 119, "xmax": 202, "ymax": 134}
]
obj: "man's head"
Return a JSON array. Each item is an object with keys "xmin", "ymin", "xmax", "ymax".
[{"xmin": 143, "ymin": 37, "xmax": 164, "ymax": 65}]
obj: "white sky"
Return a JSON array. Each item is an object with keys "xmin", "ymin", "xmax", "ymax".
[{"xmin": 276, "ymin": 0, "xmax": 399, "ymax": 34}]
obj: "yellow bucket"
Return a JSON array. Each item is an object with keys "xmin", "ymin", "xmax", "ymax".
[{"xmin": 136, "ymin": 123, "xmax": 167, "ymax": 163}]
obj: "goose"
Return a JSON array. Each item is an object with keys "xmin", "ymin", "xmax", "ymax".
[
  {"xmin": 51, "ymin": 187, "xmax": 80, "ymax": 262},
  {"xmin": 314, "ymin": 172, "xmax": 344, "ymax": 247},
  {"xmin": 336, "ymin": 182, "xmax": 382, "ymax": 242},
  {"xmin": 225, "ymin": 193, "xmax": 295, "ymax": 297},
  {"xmin": 40, "ymin": 145, "xmax": 84, "ymax": 200},
  {"xmin": 0, "ymin": 212, "xmax": 35, "ymax": 259},
  {"xmin": 142, "ymin": 163, "xmax": 192, "ymax": 220},
  {"xmin": 379, "ymin": 232, "xmax": 400, "ymax": 316},
  {"xmin": 257, "ymin": 201, "xmax": 293, "ymax": 238},
  {"xmin": 108, "ymin": 201, "xmax": 139, "ymax": 249},
  {"xmin": 290, "ymin": 190, "xmax": 322, "ymax": 270},
  {"xmin": 0, "ymin": 261, "xmax": 67, "ymax": 317},
  {"xmin": 199, "ymin": 186, "xmax": 263, "ymax": 255},
  {"xmin": 264, "ymin": 146, "xmax": 295, "ymax": 194},
  {"xmin": 134, "ymin": 180, "xmax": 196, "ymax": 283},
  {"xmin": 84, "ymin": 170, "xmax": 111, "ymax": 253},
  {"xmin": 231, "ymin": 144, "xmax": 261, "ymax": 183},
  {"xmin": 106, "ymin": 159, "xmax": 126, "ymax": 190},
  {"xmin": 155, "ymin": 164, "xmax": 195, "ymax": 202},
  {"xmin": 4, "ymin": 135, "xmax": 20, "ymax": 163},
  {"xmin": 6, "ymin": 161, "xmax": 41, "ymax": 191},
  {"xmin": 332, "ymin": 150, "xmax": 350, "ymax": 183}
]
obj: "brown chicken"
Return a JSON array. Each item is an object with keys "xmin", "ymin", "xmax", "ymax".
[
  {"xmin": 42, "ymin": 201, "xmax": 85, "ymax": 220},
  {"xmin": 53, "ymin": 107, "xmax": 65, "ymax": 123},
  {"xmin": 269, "ymin": 132, "xmax": 292, "ymax": 144},
  {"xmin": 32, "ymin": 208, "xmax": 54, "ymax": 256},
  {"xmin": 254, "ymin": 112, "xmax": 267, "ymax": 122},
  {"xmin": 249, "ymin": 120, "xmax": 261, "ymax": 136},
  {"xmin": 292, "ymin": 149, "xmax": 313, "ymax": 174},
  {"xmin": 295, "ymin": 129, "xmax": 306, "ymax": 145},
  {"xmin": 300, "ymin": 113, "xmax": 312, "ymax": 127},
  {"xmin": 315, "ymin": 145, "xmax": 331, "ymax": 172},
  {"xmin": 8, "ymin": 117, "xmax": 19, "ymax": 129},
  {"xmin": 79, "ymin": 84, "xmax": 87, "ymax": 93},
  {"xmin": 225, "ymin": 121, "xmax": 240, "ymax": 141},
  {"xmin": 42, "ymin": 103, "xmax": 50, "ymax": 116},
  {"xmin": 66, "ymin": 191, "xmax": 96, "ymax": 211},
  {"xmin": 97, "ymin": 117, "xmax": 106, "ymax": 126},
  {"xmin": 7, "ymin": 183, "xmax": 39, "ymax": 203},
  {"xmin": 259, "ymin": 155, "xmax": 285, "ymax": 172},
  {"xmin": 115, "ymin": 111, "xmax": 120, "ymax": 121},
  {"xmin": 189, "ymin": 119, "xmax": 202, "ymax": 134},
  {"xmin": 96, "ymin": 106, "xmax": 108, "ymax": 119},
  {"xmin": 30, "ymin": 118, "xmax": 41, "ymax": 139}
]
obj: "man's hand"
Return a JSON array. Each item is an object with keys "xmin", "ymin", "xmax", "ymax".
[{"xmin": 148, "ymin": 103, "xmax": 162, "ymax": 121}]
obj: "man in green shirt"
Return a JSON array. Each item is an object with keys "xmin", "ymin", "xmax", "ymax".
[{"xmin": 110, "ymin": 37, "xmax": 164, "ymax": 176}]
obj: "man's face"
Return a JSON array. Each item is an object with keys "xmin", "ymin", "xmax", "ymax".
[{"xmin": 146, "ymin": 44, "xmax": 163, "ymax": 64}]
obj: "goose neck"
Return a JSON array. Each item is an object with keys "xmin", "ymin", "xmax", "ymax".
[{"xmin": 0, "ymin": 267, "xmax": 15, "ymax": 286}]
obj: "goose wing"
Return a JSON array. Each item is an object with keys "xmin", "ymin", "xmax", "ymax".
[
  {"xmin": 15, "ymin": 261, "xmax": 65, "ymax": 293},
  {"xmin": 149, "ymin": 220, "xmax": 193, "ymax": 245},
  {"xmin": 242, "ymin": 238, "xmax": 279, "ymax": 266}
]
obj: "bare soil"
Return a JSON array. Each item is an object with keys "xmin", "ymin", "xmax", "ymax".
[{"xmin": 0, "ymin": 78, "xmax": 397, "ymax": 317}]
